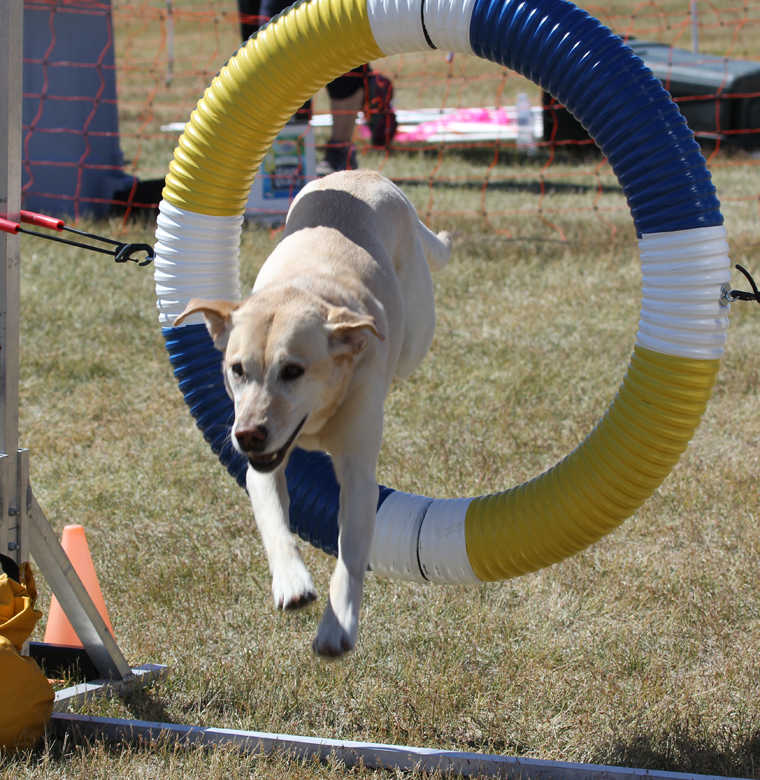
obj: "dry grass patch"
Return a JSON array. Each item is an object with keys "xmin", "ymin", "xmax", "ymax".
[
  {"xmin": 4, "ymin": 1, "xmax": 760, "ymax": 775},
  {"xmin": 2, "ymin": 171, "xmax": 758, "ymax": 777}
]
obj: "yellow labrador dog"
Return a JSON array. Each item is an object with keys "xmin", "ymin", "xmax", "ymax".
[{"xmin": 175, "ymin": 170, "xmax": 451, "ymax": 657}]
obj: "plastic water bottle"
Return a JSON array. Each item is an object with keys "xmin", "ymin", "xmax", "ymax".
[{"xmin": 516, "ymin": 92, "xmax": 536, "ymax": 155}]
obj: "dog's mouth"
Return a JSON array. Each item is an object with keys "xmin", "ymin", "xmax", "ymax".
[{"xmin": 246, "ymin": 415, "xmax": 307, "ymax": 474}]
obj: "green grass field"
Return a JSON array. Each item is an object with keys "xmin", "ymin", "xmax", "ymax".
[{"xmin": 2, "ymin": 0, "xmax": 760, "ymax": 777}]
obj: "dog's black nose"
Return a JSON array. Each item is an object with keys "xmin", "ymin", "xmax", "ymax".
[{"xmin": 236, "ymin": 425, "xmax": 268, "ymax": 453}]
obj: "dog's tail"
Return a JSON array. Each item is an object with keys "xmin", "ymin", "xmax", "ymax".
[{"xmin": 418, "ymin": 224, "xmax": 452, "ymax": 272}]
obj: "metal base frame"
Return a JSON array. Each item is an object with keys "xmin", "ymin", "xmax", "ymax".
[
  {"xmin": 1, "ymin": 0, "xmax": 163, "ymax": 703},
  {"xmin": 52, "ymin": 665, "xmax": 168, "ymax": 712},
  {"xmin": 45, "ymin": 712, "xmax": 742, "ymax": 780}
]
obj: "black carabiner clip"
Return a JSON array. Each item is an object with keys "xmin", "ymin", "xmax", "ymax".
[
  {"xmin": 0, "ymin": 210, "xmax": 155, "ymax": 267},
  {"xmin": 730, "ymin": 264, "xmax": 760, "ymax": 305},
  {"xmin": 114, "ymin": 242, "xmax": 155, "ymax": 266}
]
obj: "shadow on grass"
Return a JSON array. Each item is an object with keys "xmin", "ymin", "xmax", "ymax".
[
  {"xmin": 452, "ymin": 726, "xmax": 760, "ymax": 778},
  {"xmin": 388, "ymin": 147, "xmax": 621, "ymax": 196},
  {"xmin": 122, "ymin": 688, "xmax": 172, "ymax": 725},
  {"xmin": 392, "ymin": 175, "xmax": 621, "ymax": 196},
  {"xmin": 594, "ymin": 728, "xmax": 760, "ymax": 778}
]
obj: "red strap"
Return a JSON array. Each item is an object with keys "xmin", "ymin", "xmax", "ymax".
[
  {"xmin": 0, "ymin": 217, "xmax": 20, "ymax": 235},
  {"xmin": 20, "ymin": 210, "xmax": 64, "ymax": 230}
]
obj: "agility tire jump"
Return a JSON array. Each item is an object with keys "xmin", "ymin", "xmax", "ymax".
[{"xmin": 154, "ymin": 0, "xmax": 731, "ymax": 584}]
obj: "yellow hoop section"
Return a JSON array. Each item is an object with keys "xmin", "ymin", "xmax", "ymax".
[
  {"xmin": 163, "ymin": 0, "xmax": 382, "ymax": 216},
  {"xmin": 466, "ymin": 346, "xmax": 719, "ymax": 580}
]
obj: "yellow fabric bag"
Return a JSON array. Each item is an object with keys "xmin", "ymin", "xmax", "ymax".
[{"xmin": 0, "ymin": 563, "xmax": 54, "ymax": 749}]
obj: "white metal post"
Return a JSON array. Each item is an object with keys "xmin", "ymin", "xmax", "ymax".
[
  {"xmin": 0, "ymin": 0, "xmax": 24, "ymax": 568},
  {"xmin": 0, "ymin": 0, "xmax": 164, "ymax": 688}
]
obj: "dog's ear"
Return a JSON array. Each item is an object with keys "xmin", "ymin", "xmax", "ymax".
[
  {"xmin": 325, "ymin": 306, "xmax": 385, "ymax": 358},
  {"xmin": 174, "ymin": 298, "xmax": 239, "ymax": 350}
]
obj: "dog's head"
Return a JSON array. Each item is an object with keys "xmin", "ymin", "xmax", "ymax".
[{"xmin": 175, "ymin": 289, "xmax": 384, "ymax": 472}]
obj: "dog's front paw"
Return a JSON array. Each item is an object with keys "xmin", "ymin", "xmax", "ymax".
[
  {"xmin": 271, "ymin": 560, "xmax": 317, "ymax": 610},
  {"xmin": 312, "ymin": 601, "xmax": 356, "ymax": 658}
]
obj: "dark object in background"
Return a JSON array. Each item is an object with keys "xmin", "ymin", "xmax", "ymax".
[
  {"xmin": 237, "ymin": 0, "xmax": 262, "ymax": 40},
  {"xmin": 111, "ymin": 178, "xmax": 165, "ymax": 220},
  {"xmin": 0, "ymin": 555, "xmax": 19, "ymax": 583},
  {"xmin": 366, "ymin": 72, "xmax": 398, "ymax": 148},
  {"xmin": 543, "ymin": 40, "xmax": 760, "ymax": 150},
  {"xmin": 23, "ymin": 0, "xmax": 136, "ymax": 219}
]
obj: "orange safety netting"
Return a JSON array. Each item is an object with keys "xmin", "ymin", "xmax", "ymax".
[{"xmin": 19, "ymin": 0, "xmax": 760, "ymax": 235}]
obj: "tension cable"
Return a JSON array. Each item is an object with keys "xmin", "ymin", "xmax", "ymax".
[
  {"xmin": 0, "ymin": 210, "xmax": 154, "ymax": 266},
  {"xmin": 725, "ymin": 264, "xmax": 760, "ymax": 305}
]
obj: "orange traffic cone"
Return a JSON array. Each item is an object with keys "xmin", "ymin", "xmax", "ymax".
[{"xmin": 43, "ymin": 524, "xmax": 115, "ymax": 647}]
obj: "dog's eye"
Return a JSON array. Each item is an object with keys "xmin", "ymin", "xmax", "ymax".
[
  {"xmin": 229, "ymin": 361, "xmax": 245, "ymax": 379},
  {"xmin": 279, "ymin": 363, "xmax": 304, "ymax": 382}
]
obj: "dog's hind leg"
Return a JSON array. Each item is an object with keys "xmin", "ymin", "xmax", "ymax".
[
  {"xmin": 246, "ymin": 466, "xmax": 317, "ymax": 610},
  {"xmin": 394, "ymin": 225, "xmax": 451, "ymax": 381}
]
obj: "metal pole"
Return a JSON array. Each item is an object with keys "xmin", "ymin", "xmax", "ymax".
[
  {"xmin": 0, "ymin": 0, "xmax": 24, "ymax": 566},
  {"xmin": 0, "ymin": 0, "xmax": 143, "ymax": 683},
  {"xmin": 166, "ymin": 0, "xmax": 175, "ymax": 86},
  {"xmin": 691, "ymin": 0, "xmax": 699, "ymax": 54}
]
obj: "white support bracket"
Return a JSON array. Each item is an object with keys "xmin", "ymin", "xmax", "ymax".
[{"xmin": 53, "ymin": 665, "xmax": 169, "ymax": 713}]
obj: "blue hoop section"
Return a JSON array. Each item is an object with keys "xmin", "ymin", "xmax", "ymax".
[
  {"xmin": 161, "ymin": 0, "xmax": 722, "ymax": 561},
  {"xmin": 468, "ymin": 0, "xmax": 721, "ymax": 236}
]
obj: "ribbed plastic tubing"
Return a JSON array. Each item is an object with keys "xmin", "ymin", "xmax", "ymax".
[{"xmin": 155, "ymin": 0, "xmax": 731, "ymax": 583}]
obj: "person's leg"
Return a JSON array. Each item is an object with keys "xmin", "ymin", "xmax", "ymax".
[
  {"xmin": 329, "ymin": 89, "xmax": 364, "ymax": 146},
  {"xmin": 317, "ymin": 67, "xmax": 367, "ymax": 175}
]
